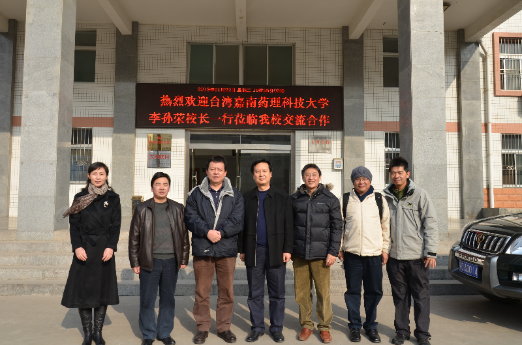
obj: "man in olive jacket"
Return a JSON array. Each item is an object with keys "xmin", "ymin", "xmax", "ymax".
[
  {"xmin": 382, "ymin": 157, "xmax": 438, "ymax": 345},
  {"xmin": 292, "ymin": 163, "xmax": 343, "ymax": 344},
  {"xmin": 238, "ymin": 159, "xmax": 293, "ymax": 343},
  {"xmin": 129, "ymin": 172, "xmax": 190, "ymax": 345}
]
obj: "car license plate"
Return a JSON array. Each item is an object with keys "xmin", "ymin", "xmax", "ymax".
[{"xmin": 459, "ymin": 260, "xmax": 479, "ymax": 279}]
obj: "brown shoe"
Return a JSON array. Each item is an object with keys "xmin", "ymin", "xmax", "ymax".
[
  {"xmin": 193, "ymin": 331, "xmax": 209, "ymax": 344},
  {"xmin": 298, "ymin": 328, "xmax": 313, "ymax": 341},
  {"xmin": 320, "ymin": 331, "xmax": 332, "ymax": 343}
]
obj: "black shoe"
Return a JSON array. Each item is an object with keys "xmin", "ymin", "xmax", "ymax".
[
  {"xmin": 246, "ymin": 331, "xmax": 263, "ymax": 342},
  {"xmin": 218, "ymin": 330, "xmax": 237, "ymax": 343},
  {"xmin": 78, "ymin": 308, "xmax": 93, "ymax": 345},
  {"xmin": 157, "ymin": 336, "xmax": 176, "ymax": 345},
  {"xmin": 392, "ymin": 333, "xmax": 410, "ymax": 345},
  {"xmin": 193, "ymin": 331, "xmax": 209, "ymax": 344},
  {"xmin": 93, "ymin": 305, "xmax": 107, "ymax": 345},
  {"xmin": 142, "ymin": 340, "xmax": 154, "ymax": 345},
  {"xmin": 365, "ymin": 329, "xmax": 381, "ymax": 343},
  {"xmin": 418, "ymin": 338, "xmax": 431, "ymax": 345},
  {"xmin": 349, "ymin": 328, "xmax": 361, "ymax": 342},
  {"xmin": 270, "ymin": 331, "xmax": 285, "ymax": 343}
]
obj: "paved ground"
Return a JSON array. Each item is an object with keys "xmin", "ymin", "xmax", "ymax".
[{"xmin": 0, "ymin": 295, "xmax": 520, "ymax": 345}]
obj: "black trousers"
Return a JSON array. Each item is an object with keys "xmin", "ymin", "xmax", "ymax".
[
  {"xmin": 343, "ymin": 252, "xmax": 383, "ymax": 330},
  {"xmin": 386, "ymin": 258, "xmax": 431, "ymax": 340},
  {"xmin": 246, "ymin": 245, "xmax": 286, "ymax": 333}
]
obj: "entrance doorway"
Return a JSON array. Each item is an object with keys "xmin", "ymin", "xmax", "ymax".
[{"xmin": 188, "ymin": 133, "xmax": 293, "ymax": 194}]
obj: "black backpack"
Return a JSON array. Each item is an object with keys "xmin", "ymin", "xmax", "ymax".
[{"xmin": 342, "ymin": 191, "xmax": 383, "ymax": 220}]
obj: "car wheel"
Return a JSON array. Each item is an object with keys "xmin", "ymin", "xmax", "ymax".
[{"xmin": 479, "ymin": 291, "xmax": 520, "ymax": 304}]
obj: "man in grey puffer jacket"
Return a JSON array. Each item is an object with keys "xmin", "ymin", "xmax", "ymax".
[{"xmin": 382, "ymin": 157, "xmax": 438, "ymax": 345}]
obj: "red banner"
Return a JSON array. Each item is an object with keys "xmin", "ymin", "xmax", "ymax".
[{"xmin": 136, "ymin": 84, "xmax": 343, "ymax": 130}]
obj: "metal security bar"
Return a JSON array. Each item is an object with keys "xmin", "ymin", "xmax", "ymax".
[
  {"xmin": 501, "ymin": 134, "xmax": 522, "ymax": 187},
  {"xmin": 500, "ymin": 38, "xmax": 522, "ymax": 90},
  {"xmin": 385, "ymin": 132, "xmax": 400, "ymax": 185},
  {"xmin": 70, "ymin": 128, "xmax": 92, "ymax": 183},
  {"xmin": 461, "ymin": 229, "xmax": 511, "ymax": 255}
]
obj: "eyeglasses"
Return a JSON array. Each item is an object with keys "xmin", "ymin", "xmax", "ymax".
[
  {"xmin": 304, "ymin": 174, "xmax": 319, "ymax": 178},
  {"xmin": 354, "ymin": 177, "xmax": 369, "ymax": 182}
]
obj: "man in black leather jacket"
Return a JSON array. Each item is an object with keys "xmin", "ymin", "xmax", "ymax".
[{"xmin": 129, "ymin": 172, "xmax": 190, "ymax": 345}]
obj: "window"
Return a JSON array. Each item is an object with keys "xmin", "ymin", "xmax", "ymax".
[
  {"xmin": 70, "ymin": 128, "xmax": 92, "ymax": 183},
  {"xmin": 188, "ymin": 44, "xmax": 293, "ymax": 85},
  {"xmin": 501, "ymin": 134, "xmax": 522, "ymax": 187},
  {"xmin": 383, "ymin": 37, "xmax": 399, "ymax": 88},
  {"xmin": 493, "ymin": 32, "xmax": 522, "ymax": 96},
  {"xmin": 74, "ymin": 31, "xmax": 96, "ymax": 82},
  {"xmin": 385, "ymin": 132, "xmax": 400, "ymax": 185}
]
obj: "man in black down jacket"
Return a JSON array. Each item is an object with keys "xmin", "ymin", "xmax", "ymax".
[
  {"xmin": 238, "ymin": 159, "xmax": 294, "ymax": 343},
  {"xmin": 292, "ymin": 163, "xmax": 342, "ymax": 344},
  {"xmin": 184, "ymin": 155, "xmax": 244, "ymax": 345}
]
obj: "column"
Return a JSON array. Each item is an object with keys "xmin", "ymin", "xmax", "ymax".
[
  {"xmin": 0, "ymin": 19, "xmax": 17, "ymax": 218},
  {"xmin": 457, "ymin": 29, "xmax": 484, "ymax": 218},
  {"xmin": 112, "ymin": 22, "xmax": 138, "ymax": 218},
  {"xmin": 343, "ymin": 26, "xmax": 365, "ymax": 193},
  {"xmin": 17, "ymin": 0, "xmax": 76, "ymax": 240},
  {"xmin": 398, "ymin": 0, "xmax": 448, "ymax": 236}
]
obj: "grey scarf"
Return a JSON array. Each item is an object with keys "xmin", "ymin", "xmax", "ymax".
[{"xmin": 62, "ymin": 183, "xmax": 108, "ymax": 218}]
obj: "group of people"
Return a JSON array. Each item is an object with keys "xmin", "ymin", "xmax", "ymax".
[{"xmin": 60, "ymin": 155, "xmax": 438, "ymax": 345}]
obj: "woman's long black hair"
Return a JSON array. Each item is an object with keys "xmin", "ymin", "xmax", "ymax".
[{"xmin": 82, "ymin": 162, "xmax": 114, "ymax": 192}]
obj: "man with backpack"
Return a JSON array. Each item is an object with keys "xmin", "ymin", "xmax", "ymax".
[{"xmin": 339, "ymin": 166, "xmax": 390, "ymax": 343}]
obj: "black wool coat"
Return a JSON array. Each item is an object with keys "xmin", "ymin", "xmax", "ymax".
[
  {"xmin": 291, "ymin": 184, "xmax": 343, "ymax": 260},
  {"xmin": 61, "ymin": 189, "xmax": 121, "ymax": 308},
  {"xmin": 238, "ymin": 187, "xmax": 294, "ymax": 267}
]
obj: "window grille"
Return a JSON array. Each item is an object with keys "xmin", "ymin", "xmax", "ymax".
[
  {"xmin": 500, "ymin": 38, "xmax": 522, "ymax": 91},
  {"xmin": 501, "ymin": 134, "xmax": 522, "ymax": 186},
  {"xmin": 385, "ymin": 132, "xmax": 400, "ymax": 185},
  {"xmin": 70, "ymin": 128, "xmax": 92, "ymax": 183},
  {"xmin": 188, "ymin": 44, "xmax": 293, "ymax": 86}
]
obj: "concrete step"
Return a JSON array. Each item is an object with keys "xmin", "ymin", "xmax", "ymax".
[
  {"xmin": 0, "ymin": 278, "xmax": 479, "ymax": 297},
  {"xmin": 0, "ymin": 253, "xmax": 131, "ymax": 266},
  {"xmin": 51, "ymin": 229, "xmax": 130, "ymax": 242},
  {"xmin": 0, "ymin": 241, "xmax": 129, "ymax": 253},
  {"xmin": 0, "ymin": 264, "xmax": 454, "ymax": 282},
  {"xmin": 0, "ymin": 230, "xmax": 16, "ymax": 241}
]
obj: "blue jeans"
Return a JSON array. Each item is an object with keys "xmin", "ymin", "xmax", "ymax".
[
  {"xmin": 139, "ymin": 257, "xmax": 179, "ymax": 340},
  {"xmin": 246, "ymin": 245, "xmax": 286, "ymax": 333},
  {"xmin": 343, "ymin": 252, "xmax": 383, "ymax": 330}
]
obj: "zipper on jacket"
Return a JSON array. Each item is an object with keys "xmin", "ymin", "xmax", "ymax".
[{"xmin": 254, "ymin": 196, "xmax": 259, "ymax": 266}]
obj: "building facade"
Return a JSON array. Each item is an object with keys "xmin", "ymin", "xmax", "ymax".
[{"xmin": 3, "ymin": 0, "xmax": 522, "ymax": 241}]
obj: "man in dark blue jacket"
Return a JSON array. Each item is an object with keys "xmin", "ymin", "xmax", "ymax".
[
  {"xmin": 292, "ymin": 163, "xmax": 343, "ymax": 344},
  {"xmin": 185, "ymin": 155, "xmax": 244, "ymax": 344}
]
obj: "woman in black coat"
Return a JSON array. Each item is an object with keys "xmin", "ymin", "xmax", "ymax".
[{"xmin": 61, "ymin": 162, "xmax": 121, "ymax": 345}]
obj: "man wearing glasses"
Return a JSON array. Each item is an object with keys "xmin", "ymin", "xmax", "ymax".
[
  {"xmin": 291, "ymin": 164, "xmax": 342, "ymax": 343},
  {"xmin": 339, "ymin": 166, "xmax": 390, "ymax": 343},
  {"xmin": 185, "ymin": 155, "xmax": 244, "ymax": 344}
]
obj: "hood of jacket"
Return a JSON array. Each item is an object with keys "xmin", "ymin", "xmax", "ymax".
[
  {"xmin": 293, "ymin": 183, "xmax": 334, "ymax": 197},
  {"xmin": 382, "ymin": 179, "xmax": 416, "ymax": 201}
]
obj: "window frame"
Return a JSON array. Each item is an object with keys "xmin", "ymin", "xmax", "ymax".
[
  {"xmin": 384, "ymin": 132, "xmax": 400, "ymax": 185},
  {"xmin": 382, "ymin": 36, "xmax": 399, "ymax": 88},
  {"xmin": 70, "ymin": 128, "xmax": 93, "ymax": 184},
  {"xmin": 501, "ymin": 133, "xmax": 522, "ymax": 187},
  {"xmin": 74, "ymin": 30, "xmax": 97, "ymax": 83},
  {"xmin": 493, "ymin": 32, "xmax": 522, "ymax": 96},
  {"xmin": 187, "ymin": 43, "xmax": 294, "ymax": 86}
]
